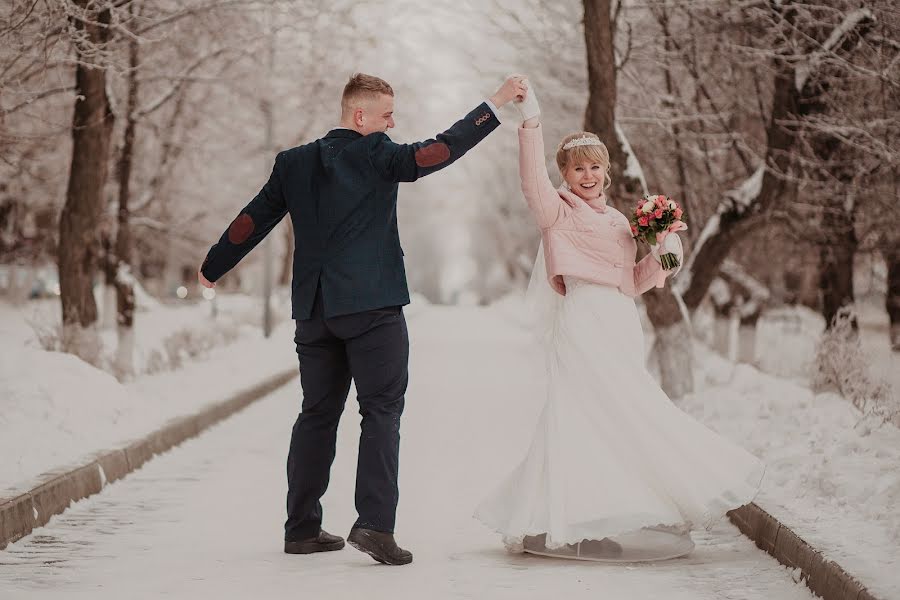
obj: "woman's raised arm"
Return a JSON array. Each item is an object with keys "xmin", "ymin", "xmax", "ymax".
[{"xmin": 515, "ymin": 84, "xmax": 563, "ymax": 229}]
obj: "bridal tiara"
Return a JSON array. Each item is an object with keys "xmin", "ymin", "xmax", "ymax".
[{"xmin": 562, "ymin": 136, "xmax": 604, "ymax": 150}]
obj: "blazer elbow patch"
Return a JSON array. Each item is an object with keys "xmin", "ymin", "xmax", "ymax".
[
  {"xmin": 415, "ymin": 143, "xmax": 451, "ymax": 168},
  {"xmin": 228, "ymin": 213, "xmax": 255, "ymax": 244}
]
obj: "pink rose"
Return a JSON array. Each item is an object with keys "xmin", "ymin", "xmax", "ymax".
[
  {"xmin": 654, "ymin": 209, "xmax": 664, "ymax": 219},
  {"xmin": 638, "ymin": 216, "xmax": 649, "ymax": 226},
  {"xmin": 674, "ymin": 207, "xmax": 683, "ymax": 219},
  {"xmin": 636, "ymin": 208, "xmax": 643, "ymax": 216},
  {"xmin": 630, "ymin": 225, "xmax": 638, "ymax": 235},
  {"xmin": 655, "ymin": 196, "xmax": 665, "ymax": 208}
]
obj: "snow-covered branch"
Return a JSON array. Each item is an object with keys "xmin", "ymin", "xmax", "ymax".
[
  {"xmin": 135, "ymin": 0, "xmax": 249, "ymax": 36},
  {"xmin": 2, "ymin": 85, "xmax": 76, "ymax": 115},
  {"xmin": 615, "ymin": 122, "xmax": 648, "ymax": 195},
  {"xmin": 794, "ymin": 8, "xmax": 875, "ymax": 93},
  {"xmin": 136, "ymin": 46, "xmax": 234, "ymax": 118},
  {"xmin": 673, "ymin": 165, "xmax": 765, "ymax": 296},
  {"xmin": 719, "ymin": 259, "xmax": 771, "ymax": 303}
]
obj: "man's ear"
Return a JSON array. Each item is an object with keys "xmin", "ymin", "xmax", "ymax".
[{"xmin": 354, "ymin": 107, "xmax": 365, "ymax": 128}]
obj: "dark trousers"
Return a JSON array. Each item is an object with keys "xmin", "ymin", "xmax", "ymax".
[{"xmin": 284, "ymin": 286, "xmax": 409, "ymax": 541}]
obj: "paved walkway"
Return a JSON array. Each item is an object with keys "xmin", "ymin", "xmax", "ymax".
[{"xmin": 0, "ymin": 307, "xmax": 815, "ymax": 600}]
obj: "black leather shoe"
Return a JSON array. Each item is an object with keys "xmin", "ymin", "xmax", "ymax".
[
  {"xmin": 284, "ymin": 530, "xmax": 345, "ymax": 554},
  {"xmin": 347, "ymin": 527, "xmax": 413, "ymax": 565}
]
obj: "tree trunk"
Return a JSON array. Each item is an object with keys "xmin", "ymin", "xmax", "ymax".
[
  {"xmin": 887, "ymin": 249, "xmax": 900, "ymax": 351},
  {"xmin": 654, "ymin": 5, "xmax": 694, "ymax": 233},
  {"xmin": 801, "ymin": 29, "xmax": 871, "ymax": 332},
  {"xmin": 583, "ymin": 0, "xmax": 693, "ymax": 398},
  {"xmin": 100, "ymin": 231, "xmax": 118, "ymax": 329},
  {"xmin": 819, "ymin": 234, "xmax": 856, "ymax": 330},
  {"xmin": 115, "ymin": 28, "xmax": 139, "ymax": 322},
  {"xmin": 58, "ymin": 3, "xmax": 114, "ymax": 333},
  {"xmin": 113, "ymin": 26, "xmax": 140, "ymax": 377},
  {"xmin": 816, "ymin": 192, "xmax": 857, "ymax": 331},
  {"xmin": 583, "ymin": 0, "xmax": 633, "ymax": 196}
]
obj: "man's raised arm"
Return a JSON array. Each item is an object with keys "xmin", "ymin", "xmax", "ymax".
[{"xmin": 368, "ymin": 75, "xmax": 527, "ymax": 183}]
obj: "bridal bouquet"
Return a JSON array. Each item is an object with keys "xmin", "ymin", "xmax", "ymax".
[{"xmin": 629, "ymin": 194, "xmax": 688, "ymax": 270}]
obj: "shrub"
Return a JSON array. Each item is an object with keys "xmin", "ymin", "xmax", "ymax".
[{"xmin": 813, "ymin": 307, "xmax": 898, "ymax": 428}]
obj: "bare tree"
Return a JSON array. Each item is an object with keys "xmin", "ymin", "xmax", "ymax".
[
  {"xmin": 1, "ymin": 0, "xmax": 358, "ymax": 368},
  {"xmin": 672, "ymin": 2, "xmax": 890, "ymax": 317},
  {"xmin": 108, "ymin": 1, "xmax": 140, "ymax": 373},
  {"xmin": 577, "ymin": 0, "xmax": 898, "ymax": 392},
  {"xmin": 58, "ymin": 1, "xmax": 115, "ymax": 342},
  {"xmin": 582, "ymin": 0, "xmax": 694, "ymax": 398}
]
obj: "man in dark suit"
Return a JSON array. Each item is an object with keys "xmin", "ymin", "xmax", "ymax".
[{"xmin": 198, "ymin": 73, "xmax": 527, "ymax": 565}]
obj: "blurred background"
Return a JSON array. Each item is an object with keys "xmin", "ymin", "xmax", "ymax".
[{"xmin": 0, "ymin": 0, "xmax": 897, "ymax": 403}]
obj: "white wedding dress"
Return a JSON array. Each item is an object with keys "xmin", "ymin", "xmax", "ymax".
[{"xmin": 475, "ymin": 257, "xmax": 765, "ymax": 561}]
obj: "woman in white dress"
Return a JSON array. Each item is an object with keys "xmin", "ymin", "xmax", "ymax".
[{"xmin": 474, "ymin": 82, "xmax": 765, "ymax": 561}]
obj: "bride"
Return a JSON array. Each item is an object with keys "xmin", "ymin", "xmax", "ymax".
[{"xmin": 474, "ymin": 81, "xmax": 765, "ymax": 561}]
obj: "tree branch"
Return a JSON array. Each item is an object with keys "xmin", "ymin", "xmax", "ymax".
[{"xmin": 2, "ymin": 85, "xmax": 76, "ymax": 115}]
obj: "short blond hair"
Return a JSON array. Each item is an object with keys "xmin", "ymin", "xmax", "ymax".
[
  {"xmin": 341, "ymin": 73, "xmax": 394, "ymax": 115},
  {"xmin": 556, "ymin": 132, "xmax": 612, "ymax": 190}
]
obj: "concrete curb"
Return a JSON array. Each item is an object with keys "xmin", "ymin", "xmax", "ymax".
[
  {"xmin": 0, "ymin": 368, "xmax": 297, "ymax": 550},
  {"xmin": 728, "ymin": 503, "xmax": 880, "ymax": 600}
]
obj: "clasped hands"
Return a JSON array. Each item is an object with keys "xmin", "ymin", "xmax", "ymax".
[{"xmin": 490, "ymin": 74, "xmax": 540, "ymax": 122}]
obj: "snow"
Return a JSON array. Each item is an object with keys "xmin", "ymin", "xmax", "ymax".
[
  {"xmin": 752, "ymin": 305, "xmax": 825, "ymax": 378},
  {"xmin": 795, "ymin": 9, "xmax": 875, "ymax": 93},
  {"xmin": 0, "ymin": 300, "xmax": 814, "ymax": 600},
  {"xmin": 0, "ymin": 294, "xmax": 296, "ymax": 494},
  {"xmin": 615, "ymin": 122, "xmax": 649, "ymax": 194},
  {"xmin": 116, "ymin": 266, "xmax": 161, "ymax": 311},
  {"xmin": 684, "ymin": 345, "xmax": 900, "ymax": 600},
  {"xmin": 1, "ymin": 293, "xmax": 896, "ymax": 598}
]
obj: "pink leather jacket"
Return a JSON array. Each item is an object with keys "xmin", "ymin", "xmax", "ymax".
[{"xmin": 519, "ymin": 124, "xmax": 667, "ymax": 297}]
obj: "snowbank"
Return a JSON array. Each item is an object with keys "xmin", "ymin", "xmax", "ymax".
[
  {"xmin": 684, "ymin": 345, "xmax": 900, "ymax": 600},
  {"xmin": 2, "ymin": 292, "xmax": 896, "ymax": 598},
  {"xmin": 0, "ymin": 295, "xmax": 296, "ymax": 494}
]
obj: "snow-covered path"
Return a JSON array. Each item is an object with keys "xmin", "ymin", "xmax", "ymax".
[{"xmin": 0, "ymin": 305, "xmax": 813, "ymax": 599}]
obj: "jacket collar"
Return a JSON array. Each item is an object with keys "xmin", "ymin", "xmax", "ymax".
[
  {"xmin": 558, "ymin": 184, "xmax": 608, "ymax": 213},
  {"xmin": 324, "ymin": 128, "xmax": 364, "ymax": 139}
]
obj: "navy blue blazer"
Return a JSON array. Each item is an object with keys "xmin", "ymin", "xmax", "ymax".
[{"xmin": 201, "ymin": 102, "xmax": 500, "ymax": 319}]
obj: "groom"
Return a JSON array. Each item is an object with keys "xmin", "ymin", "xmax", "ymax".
[{"xmin": 198, "ymin": 73, "xmax": 527, "ymax": 565}]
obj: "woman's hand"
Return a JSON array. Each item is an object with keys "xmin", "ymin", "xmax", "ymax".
[
  {"xmin": 514, "ymin": 79, "xmax": 541, "ymax": 127},
  {"xmin": 650, "ymin": 233, "xmax": 683, "ymax": 271}
]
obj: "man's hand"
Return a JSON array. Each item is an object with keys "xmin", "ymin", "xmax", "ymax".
[
  {"xmin": 490, "ymin": 75, "xmax": 528, "ymax": 108},
  {"xmin": 198, "ymin": 264, "xmax": 215, "ymax": 289}
]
